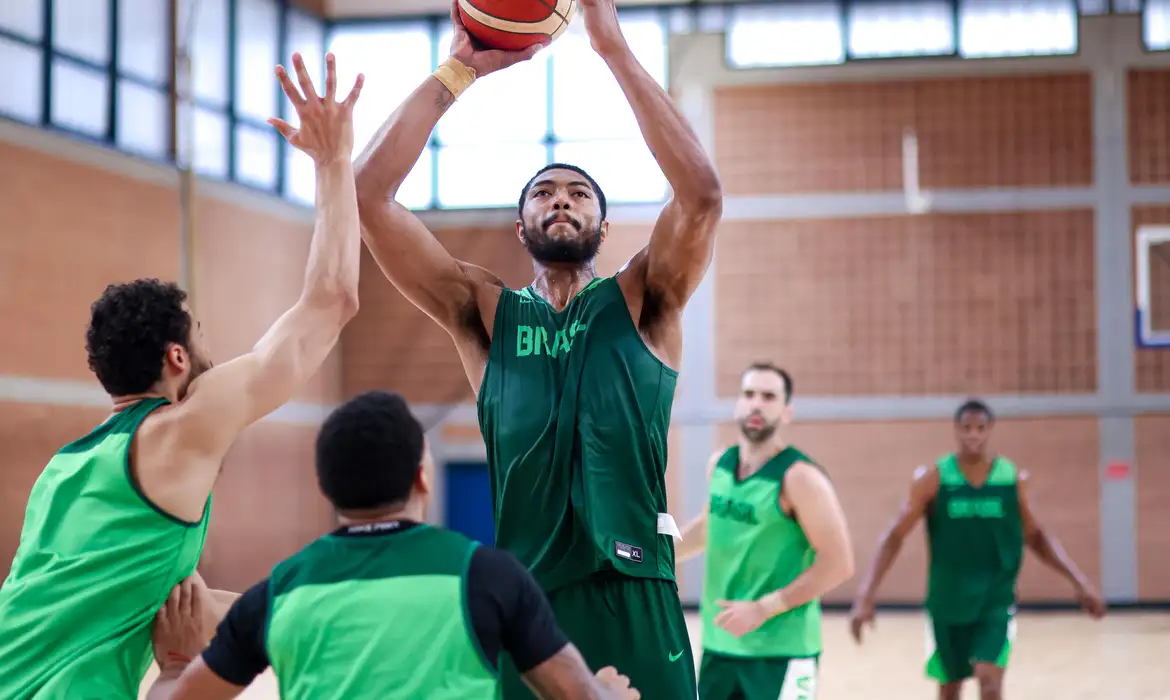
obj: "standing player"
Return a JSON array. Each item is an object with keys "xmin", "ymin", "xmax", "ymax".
[
  {"xmin": 0, "ymin": 53, "xmax": 364, "ymax": 699},
  {"xmin": 143, "ymin": 391, "xmax": 641, "ymax": 700},
  {"xmin": 352, "ymin": 0, "xmax": 723, "ymax": 696},
  {"xmin": 848, "ymin": 399, "xmax": 1107, "ymax": 700},
  {"xmin": 675, "ymin": 363, "xmax": 854, "ymax": 700}
]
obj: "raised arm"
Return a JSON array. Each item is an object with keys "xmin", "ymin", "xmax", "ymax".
[
  {"xmin": 581, "ymin": 0, "xmax": 722, "ymax": 319},
  {"xmin": 849, "ymin": 464, "xmax": 939, "ymax": 643},
  {"xmin": 353, "ymin": 7, "xmax": 538, "ymax": 337},
  {"xmin": 141, "ymin": 54, "xmax": 363, "ymax": 517}
]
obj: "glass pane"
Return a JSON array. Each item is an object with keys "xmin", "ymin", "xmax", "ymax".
[
  {"xmin": 0, "ymin": 0, "xmax": 43, "ymax": 40},
  {"xmin": 399, "ymin": 147, "xmax": 434, "ymax": 211},
  {"xmin": 235, "ymin": 123, "xmax": 279, "ymax": 190},
  {"xmin": 0, "ymin": 38, "xmax": 41, "ymax": 122},
  {"xmin": 181, "ymin": 0, "xmax": 229, "ymax": 106},
  {"xmin": 1078, "ymin": 0, "xmax": 1109, "ymax": 13},
  {"xmin": 54, "ymin": 0, "xmax": 109, "ymax": 64},
  {"xmin": 553, "ymin": 139, "xmax": 665, "ymax": 204},
  {"xmin": 436, "ymin": 26, "xmax": 548, "ymax": 146},
  {"xmin": 193, "ymin": 107, "xmax": 229, "ymax": 178},
  {"xmin": 286, "ymin": 10, "xmax": 325, "ymax": 118},
  {"xmin": 1115, "ymin": 0, "xmax": 1142, "ymax": 12},
  {"xmin": 51, "ymin": 60, "xmax": 108, "ymax": 136},
  {"xmin": 284, "ymin": 145, "xmax": 315, "ymax": 206},
  {"xmin": 436, "ymin": 144, "xmax": 546, "ymax": 209},
  {"xmin": 849, "ymin": 1, "xmax": 955, "ymax": 58},
  {"xmin": 958, "ymin": 0, "xmax": 1077, "ymax": 58},
  {"xmin": 1146, "ymin": 0, "xmax": 1170, "ymax": 49},
  {"xmin": 117, "ymin": 81, "xmax": 169, "ymax": 158},
  {"xmin": 727, "ymin": 2, "xmax": 845, "ymax": 68},
  {"xmin": 329, "ymin": 23, "xmax": 434, "ymax": 160},
  {"xmin": 118, "ymin": 0, "xmax": 169, "ymax": 83},
  {"xmin": 235, "ymin": 0, "xmax": 280, "ymax": 121},
  {"xmin": 551, "ymin": 13, "xmax": 666, "ymax": 141}
]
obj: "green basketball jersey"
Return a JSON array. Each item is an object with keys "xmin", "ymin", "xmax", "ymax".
[
  {"xmin": 477, "ymin": 276, "xmax": 678, "ymax": 592},
  {"xmin": 266, "ymin": 522, "xmax": 496, "ymax": 700},
  {"xmin": 700, "ymin": 445, "xmax": 822, "ymax": 658},
  {"xmin": 925, "ymin": 454, "xmax": 1024, "ymax": 624},
  {"xmin": 0, "ymin": 398, "xmax": 211, "ymax": 699}
]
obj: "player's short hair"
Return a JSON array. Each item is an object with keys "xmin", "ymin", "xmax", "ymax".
[
  {"xmin": 85, "ymin": 279, "xmax": 193, "ymax": 396},
  {"xmin": 743, "ymin": 362, "xmax": 794, "ymax": 404},
  {"xmin": 954, "ymin": 398, "xmax": 994, "ymax": 424},
  {"xmin": 518, "ymin": 163, "xmax": 608, "ymax": 221},
  {"xmin": 315, "ymin": 390, "xmax": 425, "ymax": 511}
]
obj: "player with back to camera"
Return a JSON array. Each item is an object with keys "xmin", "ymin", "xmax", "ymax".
[
  {"xmin": 674, "ymin": 364, "xmax": 854, "ymax": 700},
  {"xmin": 848, "ymin": 399, "xmax": 1107, "ymax": 700},
  {"xmin": 144, "ymin": 391, "xmax": 641, "ymax": 700},
  {"xmin": 352, "ymin": 0, "xmax": 723, "ymax": 697},
  {"xmin": 0, "ymin": 52, "xmax": 363, "ymax": 699}
]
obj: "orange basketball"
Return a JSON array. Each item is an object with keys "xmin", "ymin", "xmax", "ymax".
[{"xmin": 456, "ymin": 0, "xmax": 577, "ymax": 52}]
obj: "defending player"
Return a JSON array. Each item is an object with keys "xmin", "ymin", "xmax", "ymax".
[
  {"xmin": 0, "ymin": 53, "xmax": 363, "ymax": 699},
  {"xmin": 675, "ymin": 364, "xmax": 854, "ymax": 700},
  {"xmin": 352, "ymin": 0, "xmax": 722, "ymax": 696},
  {"xmin": 143, "ymin": 391, "xmax": 640, "ymax": 700},
  {"xmin": 848, "ymin": 399, "xmax": 1107, "ymax": 700}
]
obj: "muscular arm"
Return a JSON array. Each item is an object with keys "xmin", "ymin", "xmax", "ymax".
[{"xmin": 854, "ymin": 465, "xmax": 939, "ymax": 603}]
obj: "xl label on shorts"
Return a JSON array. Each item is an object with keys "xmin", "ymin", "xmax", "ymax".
[{"xmin": 614, "ymin": 541, "xmax": 643, "ymax": 563}]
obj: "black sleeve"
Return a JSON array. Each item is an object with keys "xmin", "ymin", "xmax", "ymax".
[
  {"xmin": 465, "ymin": 547, "xmax": 569, "ymax": 673},
  {"xmin": 200, "ymin": 578, "xmax": 272, "ymax": 687}
]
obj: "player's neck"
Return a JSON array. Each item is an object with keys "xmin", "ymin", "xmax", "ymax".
[
  {"xmin": 336, "ymin": 500, "xmax": 426, "ymax": 527},
  {"xmin": 956, "ymin": 451, "xmax": 991, "ymax": 470},
  {"xmin": 530, "ymin": 262, "xmax": 597, "ymax": 311},
  {"xmin": 110, "ymin": 391, "xmax": 171, "ymax": 413},
  {"xmin": 738, "ymin": 438, "xmax": 788, "ymax": 473}
]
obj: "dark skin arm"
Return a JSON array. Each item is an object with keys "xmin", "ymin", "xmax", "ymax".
[
  {"xmin": 849, "ymin": 465, "xmax": 940, "ymax": 643},
  {"xmin": 579, "ymin": 0, "xmax": 723, "ymax": 369},
  {"xmin": 1017, "ymin": 470, "xmax": 1106, "ymax": 618}
]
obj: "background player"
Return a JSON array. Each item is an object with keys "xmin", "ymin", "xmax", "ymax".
[
  {"xmin": 144, "ymin": 390, "xmax": 640, "ymax": 700},
  {"xmin": 352, "ymin": 0, "xmax": 723, "ymax": 697},
  {"xmin": 675, "ymin": 363, "xmax": 854, "ymax": 700},
  {"xmin": 848, "ymin": 399, "xmax": 1107, "ymax": 700},
  {"xmin": 0, "ymin": 52, "xmax": 364, "ymax": 698}
]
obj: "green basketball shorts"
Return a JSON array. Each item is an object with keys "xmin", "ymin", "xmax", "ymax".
[
  {"xmin": 698, "ymin": 652, "xmax": 818, "ymax": 700},
  {"xmin": 498, "ymin": 574, "xmax": 697, "ymax": 700},
  {"xmin": 925, "ymin": 612, "xmax": 1016, "ymax": 683}
]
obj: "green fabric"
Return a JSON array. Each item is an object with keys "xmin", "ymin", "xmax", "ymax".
[
  {"xmin": 925, "ymin": 612, "xmax": 1015, "ymax": 683},
  {"xmin": 925, "ymin": 454, "xmax": 1024, "ymax": 624},
  {"xmin": 498, "ymin": 576, "xmax": 695, "ymax": 700},
  {"xmin": 698, "ymin": 652, "xmax": 820, "ymax": 700},
  {"xmin": 266, "ymin": 525, "xmax": 496, "ymax": 700},
  {"xmin": 0, "ymin": 398, "xmax": 211, "ymax": 699},
  {"xmin": 477, "ymin": 276, "xmax": 678, "ymax": 592},
  {"xmin": 701, "ymin": 446, "xmax": 821, "ymax": 658}
]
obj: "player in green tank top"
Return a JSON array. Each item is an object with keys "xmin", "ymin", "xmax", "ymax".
[
  {"xmin": 143, "ymin": 390, "xmax": 639, "ymax": 700},
  {"xmin": 0, "ymin": 53, "xmax": 365, "ymax": 699},
  {"xmin": 675, "ymin": 364, "xmax": 854, "ymax": 700},
  {"xmin": 849, "ymin": 399, "xmax": 1107, "ymax": 700},
  {"xmin": 356, "ymin": 2, "xmax": 723, "ymax": 698}
]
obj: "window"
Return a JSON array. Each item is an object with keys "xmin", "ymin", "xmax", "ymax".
[
  {"xmin": 180, "ymin": 0, "xmax": 229, "ymax": 107},
  {"xmin": 1145, "ymin": 0, "xmax": 1170, "ymax": 50},
  {"xmin": 328, "ymin": 23, "xmax": 434, "ymax": 160},
  {"xmin": 0, "ymin": 37, "xmax": 41, "ymax": 122},
  {"xmin": 0, "ymin": 0, "xmax": 42, "ymax": 40},
  {"xmin": 958, "ymin": 0, "xmax": 1077, "ymax": 58},
  {"xmin": 235, "ymin": 123, "xmax": 279, "ymax": 190},
  {"xmin": 284, "ymin": 140, "xmax": 315, "ymax": 206},
  {"xmin": 51, "ymin": 61, "xmax": 108, "ymax": 136},
  {"xmin": 118, "ymin": 0, "xmax": 170, "ymax": 84},
  {"xmin": 848, "ymin": 1, "xmax": 955, "ymax": 58},
  {"xmin": 283, "ymin": 10, "xmax": 325, "ymax": 203},
  {"xmin": 551, "ymin": 13, "xmax": 666, "ymax": 141},
  {"xmin": 553, "ymin": 140, "xmax": 666, "ymax": 205},
  {"xmin": 193, "ymin": 107, "xmax": 229, "ymax": 178},
  {"xmin": 398, "ymin": 147, "xmax": 434, "ymax": 210},
  {"xmin": 726, "ymin": 2, "xmax": 845, "ymax": 68},
  {"xmin": 235, "ymin": 0, "xmax": 280, "ymax": 122},
  {"xmin": 117, "ymin": 82, "xmax": 169, "ymax": 158},
  {"xmin": 436, "ymin": 143, "xmax": 546, "ymax": 208},
  {"xmin": 435, "ymin": 26, "xmax": 549, "ymax": 147},
  {"xmin": 1077, "ymin": 0, "xmax": 1109, "ymax": 13},
  {"xmin": 54, "ymin": 0, "xmax": 109, "ymax": 64}
]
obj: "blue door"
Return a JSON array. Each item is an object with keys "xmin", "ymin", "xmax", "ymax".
[{"xmin": 444, "ymin": 461, "xmax": 495, "ymax": 546}]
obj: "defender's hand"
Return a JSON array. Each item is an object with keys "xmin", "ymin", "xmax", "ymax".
[
  {"xmin": 848, "ymin": 596, "xmax": 876, "ymax": 643},
  {"xmin": 152, "ymin": 576, "xmax": 207, "ymax": 671},
  {"xmin": 579, "ymin": 0, "xmax": 627, "ymax": 56},
  {"xmin": 449, "ymin": 1, "xmax": 543, "ymax": 77},
  {"xmin": 713, "ymin": 599, "xmax": 770, "ymax": 638},
  {"xmin": 595, "ymin": 666, "xmax": 641, "ymax": 699},
  {"xmin": 270, "ymin": 52, "xmax": 364, "ymax": 165}
]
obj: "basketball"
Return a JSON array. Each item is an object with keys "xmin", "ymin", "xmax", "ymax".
[{"xmin": 456, "ymin": 0, "xmax": 577, "ymax": 52}]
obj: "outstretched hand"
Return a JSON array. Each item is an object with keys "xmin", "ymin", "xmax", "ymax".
[
  {"xmin": 270, "ymin": 52, "xmax": 364, "ymax": 165},
  {"xmin": 449, "ymin": 1, "xmax": 544, "ymax": 77}
]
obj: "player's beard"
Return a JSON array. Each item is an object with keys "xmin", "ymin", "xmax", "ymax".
[
  {"xmin": 177, "ymin": 355, "xmax": 213, "ymax": 401},
  {"xmin": 521, "ymin": 215, "xmax": 602, "ymax": 265},
  {"xmin": 740, "ymin": 418, "xmax": 777, "ymax": 444}
]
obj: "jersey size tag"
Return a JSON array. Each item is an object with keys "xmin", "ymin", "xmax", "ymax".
[{"xmin": 614, "ymin": 541, "xmax": 643, "ymax": 563}]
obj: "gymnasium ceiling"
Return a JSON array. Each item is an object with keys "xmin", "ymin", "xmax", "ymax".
[{"xmin": 321, "ymin": 0, "xmax": 733, "ymax": 18}]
